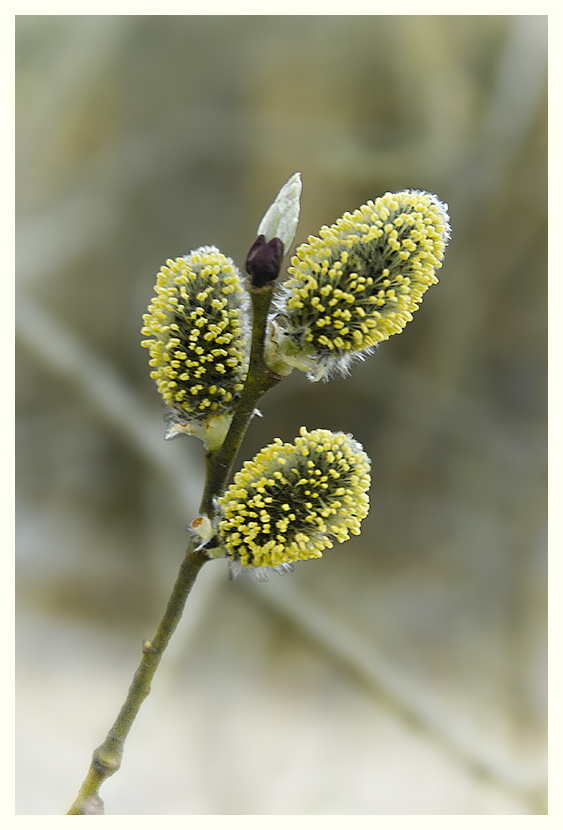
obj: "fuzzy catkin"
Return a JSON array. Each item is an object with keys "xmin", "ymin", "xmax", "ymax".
[{"xmin": 218, "ymin": 427, "xmax": 371, "ymax": 570}]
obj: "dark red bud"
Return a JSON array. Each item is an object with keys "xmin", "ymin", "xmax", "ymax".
[{"xmin": 245, "ymin": 235, "xmax": 284, "ymax": 289}]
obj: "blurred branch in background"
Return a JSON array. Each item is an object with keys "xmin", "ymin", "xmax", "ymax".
[
  {"xmin": 243, "ymin": 579, "xmax": 546, "ymax": 810},
  {"xmin": 16, "ymin": 294, "xmax": 202, "ymax": 513},
  {"xmin": 16, "ymin": 15, "xmax": 546, "ymax": 815}
]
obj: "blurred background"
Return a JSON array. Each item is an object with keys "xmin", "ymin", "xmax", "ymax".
[{"xmin": 16, "ymin": 15, "xmax": 547, "ymax": 815}]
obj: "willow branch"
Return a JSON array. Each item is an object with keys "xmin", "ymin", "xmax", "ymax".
[
  {"xmin": 67, "ymin": 277, "xmax": 279, "ymax": 815},
  {"xmin": 199, "ymin": 285, "xmax": 282, "ymax": 518},
  {"xmin": 67, "ymin": 541, "xmax": 209, "ymax": 814}
]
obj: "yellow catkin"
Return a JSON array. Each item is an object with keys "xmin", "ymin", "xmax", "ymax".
[
  {"xmin": 141, "ymin": 246, "xmax": 249, "ymax": 424},
  {"xmin": 278, "ymin": 190, "xmax": 450, "ymax": 376},
  {"xmin": 218, "ymin": 427, "xmax": 371, "ymax": 571}
]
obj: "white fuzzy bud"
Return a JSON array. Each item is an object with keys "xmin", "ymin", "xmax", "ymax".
[{"xmin": 256, "ymin": 172, "xmax": 302, "ymax": 253}]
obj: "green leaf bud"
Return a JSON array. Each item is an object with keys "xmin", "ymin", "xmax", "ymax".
[{"xmin": 256, "ymin": 172, "xmax": 302, "ymax": 254}]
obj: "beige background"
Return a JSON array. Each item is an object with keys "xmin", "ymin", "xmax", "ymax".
[{"xmin": 16, "ymin": 15, "xmax": 547, "ymax": 815}]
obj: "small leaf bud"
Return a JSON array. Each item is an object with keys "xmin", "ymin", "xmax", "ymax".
[
  {"xmin": 256, "ymin": 171, "xmax": 302, "ymax": 253},
  {"xmin": 245, "ymin": 234, "xmax": 285, "ymax": 290}
]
